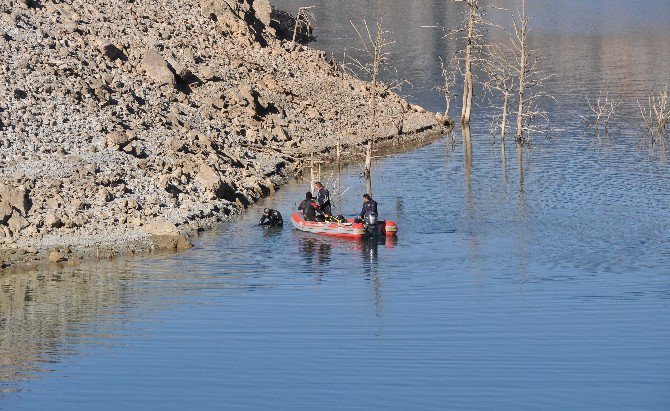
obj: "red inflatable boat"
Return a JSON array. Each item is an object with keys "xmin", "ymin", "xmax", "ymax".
[{"xmin": 290, "ymin": 212, "xmax": 398, "ymax": 239}]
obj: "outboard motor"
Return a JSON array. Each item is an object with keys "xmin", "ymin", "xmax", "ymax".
[{"xmin": 363, "ymin": 212, "xmax": 381, "ymax": 236}]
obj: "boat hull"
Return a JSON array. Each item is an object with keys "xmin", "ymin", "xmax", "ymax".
[{"xmin": 291, "ymin": 213, "xmax": 398, "ymax": 239}]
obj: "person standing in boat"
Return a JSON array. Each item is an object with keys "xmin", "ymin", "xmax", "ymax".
[
  {"xmin": 357, "ymin": 193, "xmax": 378, "ymax": 222},
  {"xmin": 298, "ymin": 191, "xmax": 319, "ymax": 221},
  {"xmin": 258, "ymin": 208, "xmax": 283, "ymax": 227},
  {"xmin": 314, "ymin": 181, "xmax": 332, "ymax": 217}
]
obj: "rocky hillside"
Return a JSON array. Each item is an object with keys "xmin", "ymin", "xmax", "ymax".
[{"xmin": 0, "ymin": 0, "xmax": 441, "ymax": 269}]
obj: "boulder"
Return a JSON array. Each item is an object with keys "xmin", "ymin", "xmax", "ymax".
[
  {"xmin": 200, "ymin": 65, "xmax": 219, "ymax": 81},
  {"xmin": 0, "ymin": 200, "xmax": 12, "ymax": 223},
  {"xmin": 97, "ymin": 187, "xmax": 113, "ymax": 203},
  {"xmin": 195, "ymin": 164, "xmax": 223, "ymax": 193},
  {"xmin": 237, "ymin": 84, "xmax": 255, "ymax": 105},
  {"xmin": 127, "ymin": 198, "xmax": 139, "ymax": 210},
  {"xmin": 435, "ymin": 112, "xmax": 454, "ymax": 127},
  {"xmin": 200, "ymin": 0, "xmax": 274, "ymax": 44},
  {"xmin": 144, "ymin": 221, "xmax": 181, "ymax": 236},
  {"xmin": 44, "ymin": 212, "xmax": 63, "ymax": 228},
  {"xmin": 122, "ymin": 141, "xmax": 146, "ymax": 158},
  {"xmin": 7, "ymin": 213, "xmax": 29, "ymax": 234},
  {"xmin": 71, "ymin": 214, "xmax": 88, "ymax": 228},
  {"xmin": 106, "ymin": 131, "xmax": 133, "ymax": 149},
  {"xmin": 253, "ymin": 0, "xmax": 273, "ymax": 30},
  {"xmin": 48, "ymin": 251, "xmax": 67, "ymax": 263},
  {"xmin": 139, "ymin": 50, "xmax": 175, "ymax": 87},
  {"xmin": 272, "ymin": 127, "xmax": 290, "ymax": 142},
  {"xmin": 411, "ymin": 104, "xmax": 426, "ymax": 113},
  {"xmin": 0, "ymin": 184, "xmax": 30, "ymax": 216},
  {"xmin": 195, "ymin": 164, "xmax": 237, "ymax": 201},
  {"xmin": 229, "ymin": 84, "xmax": 263, "ymax": 116}
]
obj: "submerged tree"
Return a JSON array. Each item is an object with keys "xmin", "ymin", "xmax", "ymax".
[
  {"xmin": 348, "ymin": 20, "xmax": 396, "ymax": 192},
  {"xmin": 292, "ymin": 5, "xmax": 316, "ymax": 45},
  {"xmin": 482, "ymin": 41, "xmax": 516, "ymax": 143},
  {"xmin": 511, "ymin": 0, "xmax": 553, "ymax": 144},
  {"xmin": 423, "ymin": 0, "xmax": 488, "ymax": 126},
  {"xmin": 435, "ymin": 56, "xmax": 458, "ymax": 126},
  {"xmin": 460, "ymin": 0, "xmax": 480, "ymax": 126},
  {"xmin": 581, "ymin": 93, "xmax": 621, "ymax": 137},
  {"xmin": 638, "ymin": 86, "xmax": 670, "ymax": 138},
  {"xmin": 478, "ymin": 0, "xmax": 553, "ymax": 147}
]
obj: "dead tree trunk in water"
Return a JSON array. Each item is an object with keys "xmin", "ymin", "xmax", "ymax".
[
  {"xmin": 505, "ymin": 0, "xmax": 553, "ymax": 144},
  {"xmin": 515, "ymin": 0, "xmax": 528, "ymax": 143},
  {"xmin": 436, "ymin": 56, "xmax": 457, "ymax": 125},
  {"xmin": 483, "ymin": 41, "xmax": 515, "ymax": 143},
  {"xmin": 366, "ymin": 23, "xmax": 383, "ymax": 182},
  {"xmin": 461, "ymin": 0, "xmax": 479, "ymax": 126},
  {"xmin": 335, "ymin": 109, "xmax": 342, "ymax": 165},
  {"xmin": 349, "ymin": 20, "xmax": 395, "ymax": 193}
]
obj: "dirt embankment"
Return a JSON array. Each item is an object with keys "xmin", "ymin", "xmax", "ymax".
[{"xmin": 0, "ymin": 0, "xmax": 445, "ymax": 271}]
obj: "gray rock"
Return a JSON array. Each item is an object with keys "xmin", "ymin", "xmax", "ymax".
[
  {"xmin": 0, "ymin": 184, "xmax": 31, "ymax": 216},
  {"xmin": 140, "ymin": 50, "xmax": 175, "ymax": 87},
  {"xmin": 106, "ymin": 131, "xmax": 133, "ymax": 149},
  {"xmin": 7, "ymin": 213, "xmax": 29, "ymax": 235},
  {"xmin": 48, "ymin": 251, "xmax": 67, "ymax": 263},
  {"xmin": 97, "ymin": 187, "xmax": 113, "ymax": 203},
  {"xmin": 0, "ymin": 200, "xmax": 13, "ymax": 224},
  {"xmin": 44, "ymin": 212, "xmax": 63, "ymax": 228}
]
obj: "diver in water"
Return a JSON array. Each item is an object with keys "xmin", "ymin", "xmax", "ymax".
[{"xmin": 258, "ymin": 208, "xmax": 283, "ymax": 226}]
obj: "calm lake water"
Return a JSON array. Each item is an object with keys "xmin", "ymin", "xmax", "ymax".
[{"xmin": 2, "ymin": 1, "xmax": 670, "ymax": 409}]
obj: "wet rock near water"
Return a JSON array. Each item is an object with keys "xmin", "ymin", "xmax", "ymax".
[{"xmin": 0, "ymin": 0, "xmax": 442, "ymax": 271}]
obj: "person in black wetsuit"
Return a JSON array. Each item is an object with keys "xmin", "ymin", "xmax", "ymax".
[
  {"xmin": 298, "ymin": 191, "xmax": 318, "ymax": 221},
  {"xmin": 314, "ymin": 181, "xmax": 332, "ymax": 217},
  {"xmin": 356, "ymin": 193, "xmax": 378, "ymax": 222},
  {"xmin": 258, "ymin": 208, "xmax": 283, "ymax": 226}
]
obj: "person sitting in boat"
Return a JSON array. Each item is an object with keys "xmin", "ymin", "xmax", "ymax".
[
  {"xmin": 298, "ymin": 191, "xmax": 319, "ymax": 222},
  {"xmin": 355, "ymin": 193, "xmax": 378, "ymax": 223},
  {"xmin": 314, "ymin": 181, "xmax": 332, "ymax": 217},
  {"xmin": 258, "ymin": 208, "xmax": 283, "ymax": 227}
]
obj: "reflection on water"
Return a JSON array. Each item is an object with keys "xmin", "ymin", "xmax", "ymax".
[
  {"xmin": 1, "ymin": 268, "xmax": 113, "ymax": 384},
  {"xmin": 295, "ymin": 231, "xmax": 398, "ymax": 277},
  {"xmin": 261, "ymin": 226, "xmax": 283, "ymax": 238},
  {"xmin": 296, "ymin": 233, "xmax": 333, "ymax": 279},
  {"xmin": 0, "ymin": 262, "xmax": 154, "ymax": 392},
  {"xmin": 295, "ymin": 233, "xmax": 397, "ymax": 322},
  {"xmin": 462, "ymin": 125, "xmax": 474, "ymax": 215}
]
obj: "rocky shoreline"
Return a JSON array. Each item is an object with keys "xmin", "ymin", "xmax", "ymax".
[{"xmin": 0, "ymin": 0, "xmax": 446, "ymax": 272}]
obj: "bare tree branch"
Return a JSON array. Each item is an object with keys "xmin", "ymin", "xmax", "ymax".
[
  {"xmin": 581, "ymin": 93, "xmax": 621, "ymax": 137},
  {"xmin": 292, "ymin": 5, "xmax": 316, "ymax": 45},
  {"xmin": 435, "ymin": 56, "xmax": 458, "ymax": 124},
  {"xmin": 638, "ymin": 86, "xmax": 670, "ymax": 139},
  {"xmin": 347, "ymin": 20, "xmax": 397, "ymax": 192}
]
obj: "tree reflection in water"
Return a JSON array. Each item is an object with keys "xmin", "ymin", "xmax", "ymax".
[
  {"xmin": 294, "ymin": 232, "xmax": 397, "ymax": 319},
  {"xmin": 361, "ymin": 236, "xmax": 396, "ymax": 330},
  {"xmin": 298, "ymin": 236, "xmax": 333, "ymax": 267}
]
